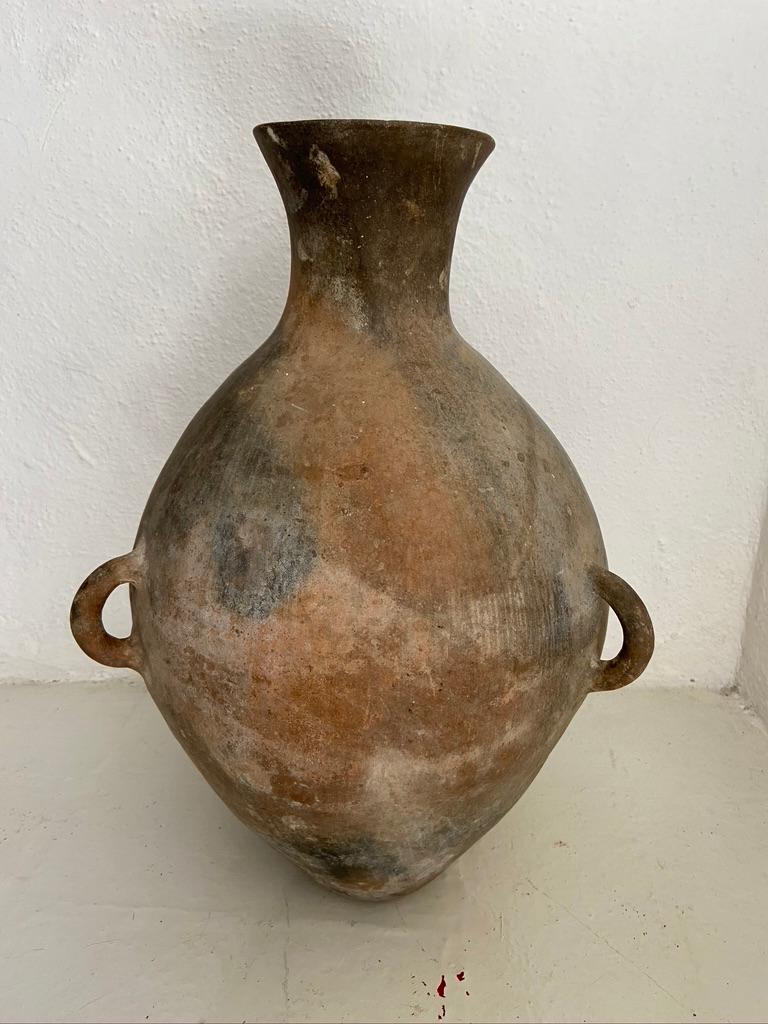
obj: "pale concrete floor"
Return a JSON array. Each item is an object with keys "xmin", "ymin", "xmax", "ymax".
[{"xmin": 0, "ymin": 681, "xmax": 766, "ymax": 1024}]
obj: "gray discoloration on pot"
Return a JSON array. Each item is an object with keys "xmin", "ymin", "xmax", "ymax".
[
  {"xmin": 70, "ymin": 119, "xmax": 654, "ymax": 900},
  {"xmin": 212, "ymin": 506, "xmax": 315, "ymax": 620},
  {"xmin": 208, "ymin": 422, "xmax": 316, "ymax": 620}
]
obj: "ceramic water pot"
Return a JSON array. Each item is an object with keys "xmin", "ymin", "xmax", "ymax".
[{"xmin": 71, "ymin": 119, "xmax": 653, "ymax": 900}]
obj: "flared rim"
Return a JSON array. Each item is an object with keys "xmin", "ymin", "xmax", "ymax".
[{"xmin": 254, "ymin": 118, "xmax": 495, "ymax": 150}]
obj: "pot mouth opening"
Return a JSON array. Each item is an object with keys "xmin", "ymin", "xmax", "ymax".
[{"xmin": 254, "ymin": 118, "xmax": 495, "ymax": 151}]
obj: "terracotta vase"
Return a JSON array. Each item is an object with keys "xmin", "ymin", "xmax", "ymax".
[{"xmin": 71, "ymin": 119, "xmax": 653, "ymax": 900}]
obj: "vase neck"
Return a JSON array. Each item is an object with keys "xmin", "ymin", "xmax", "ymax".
[{"xmin": 254, "ymin": 120, "xmax": 494, "ymax": 329}]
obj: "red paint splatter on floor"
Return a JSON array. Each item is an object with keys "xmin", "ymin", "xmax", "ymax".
[
  {"xmin": 436, "ymin": 975, "xmax": 446, "ymax": 998},
  {"xmin": 456, "ymin": 971, "xmax": 465, "ymax": 981}
]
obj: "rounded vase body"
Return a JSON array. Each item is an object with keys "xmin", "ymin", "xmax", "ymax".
[{"xmin": 72, "ymin": 120, "xmax": 653, "ymax": 899}]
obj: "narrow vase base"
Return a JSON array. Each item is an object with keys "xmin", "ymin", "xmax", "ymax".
[{"xmin": 303, "ymin": 865, "xmax": 447, "ymax": 902}]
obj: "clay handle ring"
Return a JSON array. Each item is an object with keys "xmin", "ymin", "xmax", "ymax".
[
  {"xmin": 70, "ymin": 549, "xmax": 144, "ymax": 671},
  {"xmin": 588, "ymin": 565, "xmax": 654, "ymax": 692}
]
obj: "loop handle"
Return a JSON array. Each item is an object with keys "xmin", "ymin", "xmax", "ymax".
[
  {"xmin": 589, "ymin": 565, "xmax": 654, "ymax": 692},
  {"xmin": 70, "ymin": 549, "xmax": 144, "ymax": 671}
]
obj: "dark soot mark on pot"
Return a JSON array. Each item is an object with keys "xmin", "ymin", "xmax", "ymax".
[
  {"xmin": 213, "ymin": 507, "xmax": 315, "ymax": 620},
  {"xmin": 210, "ymin": 425, "xmax": 316, "ymax": 620},
  {"xmin": 295, "ymin": 836, "xmax": 407, "ymax": 884},
  {"xmin": 551, "ymin": 573, "xmax": 572, "ymax": 652}
]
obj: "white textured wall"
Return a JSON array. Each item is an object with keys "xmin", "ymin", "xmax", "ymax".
[{"xmin": 2, "ymin": 0, "xmax": 767, "ymax": 685}]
